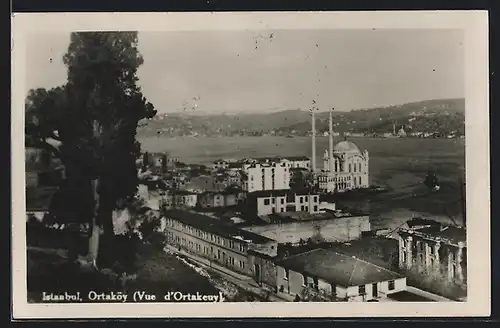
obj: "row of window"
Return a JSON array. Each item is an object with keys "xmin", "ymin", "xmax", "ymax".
[
  {"xmin": 169, "ymin": 232, "xmax": 247, "ymax": 271},
  {"xmin": 262, "ymin": 195, "xmax": 319, "ymax": 206},
  {"xmin": 166, "ymin": 218, "xmax": 246, "ymax": 252},
  {"xmin": 282, "ymin": 268, "xmax": 396, "ymax": 295}
]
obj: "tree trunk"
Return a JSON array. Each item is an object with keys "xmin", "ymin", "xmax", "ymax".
[{"xmin": 87, "ymin": 178, "xmax": 100, "ymax": 269}]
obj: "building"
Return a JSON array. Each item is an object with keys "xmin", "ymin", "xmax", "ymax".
[
  {"xmin": 275, "ymin": 249, "xmax": 407, "ymax": 302},
  {"xmin": 143, "ymin": 152, "xmax": 178, "ymax": 174},
  {"xmin": 397, "ymin": 222, "xmax": 467, "ymax": 289},
  {"xmin": 245, "ymin": 189, "xmax": 320, "ymax": 216},
  {"xmin": 312, "ymin": 110, "xmax": 369, "ymax": 193},
  {"xmin": 197, "ymin": 189, "xmax": 245, "ymax": 209},
  {"xmin": 397, "ymin": 126, "xmax": 407, "ymax": 138},
  {"xmin": 241, "ymin": 211, "xmax": 371, "ymax": 245},
  {"xmin": 247, "ymin": 250, "xmax": 279, "ymax": 291},
  {"xmin": 163, "ymin": 190, "xmax": 198, "ymax": 209},
  {"xmin": 163, "ymin": 210, "xmax": 278, "ymax": 277},
  {"xmin": 242, "ymin": 162, "xmax": 290, "ymax": 193},
  {"xmin": 212, "ymin": 159, "xmax": 240, "ymax": 171}
]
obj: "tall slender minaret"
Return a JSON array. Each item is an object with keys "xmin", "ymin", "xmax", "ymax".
[
  {"xmin": 328, "ymin": 108, "xmax": 335, "ymax": 172},
  {"xmin": 311, "ymin": 107, "xmax": 317, "ymax": 173}
]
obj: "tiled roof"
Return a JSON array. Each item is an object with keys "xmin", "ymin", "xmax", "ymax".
[{"xmin": 275, "ymin": 249, "xmax": 403, "ymax": 287}]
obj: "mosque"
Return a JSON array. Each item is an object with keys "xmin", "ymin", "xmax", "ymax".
[{"xmin": 311, "ymin": 109, "xmax": 370, "ymax": 193}]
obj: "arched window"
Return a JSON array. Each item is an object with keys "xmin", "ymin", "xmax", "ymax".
[
  {"xmin": 354, "ymin": 163, "xmax": 357, "ymax": 172},
  {"xmin": 359, "ymin": 176, "xmax": 362, "ymax": 185},
  {"xmin": 348, "ymin": 163, "xmax": 351, "ymax": 172},
  {"xmin": 358, "ymin": 163, "xmax": 362, "ymax": 172}
]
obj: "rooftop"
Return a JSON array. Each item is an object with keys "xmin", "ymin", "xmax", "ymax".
[
  {"xmin": 247, "ymin": 188, "xmax": 317, "ymax": 199},
  {"xmin": 256, "ymin": 210, "xmax": 368, "ymax": 224},
  {"xmin": 275, "ymin": 248, "xmax": 403, "ymax": 287},
  {"xmin": 163, "ymin": 209, "xmax": 274, "ymax": 244},
  {"xmin": 333, "ymin": 141, "xmax": 361, "ymax": 153},
  {"xmin": 400, "ymin": 225, "xmax": 466, "ymax": 246}
]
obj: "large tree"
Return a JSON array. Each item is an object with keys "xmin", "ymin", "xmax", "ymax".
[{"xmin": 26, "ymin": 32, "xmax": 156, "ymax": 268}]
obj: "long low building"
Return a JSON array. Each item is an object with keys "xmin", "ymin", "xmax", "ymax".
[
  {"xmin": 163, "ymin": 209, "xmax": 278, "ymax": 278},
  {"xmin": 241, "ymin": 211, "xmax": 371, "ymax": 245},
  {"xmin": 275, "ymin": 249, "xmax": 406, "ymax": 302}
]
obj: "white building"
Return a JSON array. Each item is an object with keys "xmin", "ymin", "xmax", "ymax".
[
  {"xmin": 246, "ymin": 189, "xmax": 320, "ymax": 216},
  {"xmin": 317, "ymin": 141, "xmax": 370, "ymax": 193},
  {"xmin": 275, "ymin": 249, "xmax": 407, "ymax": 302},
  {"xmin": 242, "ymin": 162, "xmax": 290, "ymax": 193},
  {"xmin": 311, "ymin": 109, "xmax": 369, "ymax": 193}
]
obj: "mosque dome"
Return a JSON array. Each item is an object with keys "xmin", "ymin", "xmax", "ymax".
[{"xmin": 333, "ymin": 140, "xmax": 361, "ymax": 153}]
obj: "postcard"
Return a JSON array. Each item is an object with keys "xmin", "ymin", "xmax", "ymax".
[{"xmin": 11, "ymin": 11, "xmax": 490, "ymax": 319}]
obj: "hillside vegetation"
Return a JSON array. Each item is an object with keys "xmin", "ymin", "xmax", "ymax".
[{"xmin": 138, "ymin": 98, "xmax": 465, "ymax": 138}]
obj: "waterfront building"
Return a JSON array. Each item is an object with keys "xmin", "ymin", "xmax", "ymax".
[
  {"xmin": 241, "ymin": 162, "xmax": 290, "ymax": 193},
  {"xmin": 275, "ymin": 249, "xmax": 407, "ymax": 302},
  {"xmin": 397, "ymin": 222, "xmax": 467, "ymax": 289},
  {"xmin": 311, "ymin": 109, "xmax": 369, "ymax": 193},
  {"xmin": 163, "ymin": 210, "xmax": 278, "ymax": 277}
]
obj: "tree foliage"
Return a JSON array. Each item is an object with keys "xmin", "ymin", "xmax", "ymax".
[{"xmin": 25, "ymin": 32, "xmax": 157, "ymax": 240}]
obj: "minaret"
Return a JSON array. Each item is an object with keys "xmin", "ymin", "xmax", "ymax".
[
  {"xmin": 328, "ymin": 108, "xmax": 335, "ymax": 172},
  {"xmin": 311, "ymin": 107, "xmax": 317, "ymax": 173}
]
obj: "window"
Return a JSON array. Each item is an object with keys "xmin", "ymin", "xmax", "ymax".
[
  {"xmin": 299, "ymin": 196, "xmax": 303, "ymax": 203},
  {"xmin": 302, "ymin": 274, "xmax": 308, "ymax": 286},
  {"xmin": 388, "ymin": 280, "xmax": 395, "ymax": 291},
  {"xmin": 314, "ymin": 196, "xmax": 318, "ymax": 202},
  {"xmin": 305, "ymin": 196, "xmax": 308, "ymax": 202},
  {"xmin": 358, "ymin": 285, "xmax": 366, "ymax": 295},
  {"xmin": 313, "ymin": 277, "xmax": 319, "ymax": 290},
  {"xmin": 281, "ymin": 198, "xmax": 284, "ymax": 204},
  {"xmin": 264, "ymin": 199, "xmax": 270, "ymax": 205},
  {"xmin": 272, "ymin": 198, "xmax": 275, "ymax": 204},
  {"xmin": 284, "ymin": 268, "xmax": 289, "ymax": 280},
  {"xmin": 314, "ymin": 206, "xmax": 318, "ymax": 212}
]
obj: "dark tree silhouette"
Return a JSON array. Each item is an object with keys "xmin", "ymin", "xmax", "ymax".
[{"xmin": 25, "ymin": 32, "xmax": 156, "ymax": 268}]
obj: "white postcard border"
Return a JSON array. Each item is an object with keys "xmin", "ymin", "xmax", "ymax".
[{"xmin": 11, "ymin": 11, "xmax": 490, "ymax": 319}]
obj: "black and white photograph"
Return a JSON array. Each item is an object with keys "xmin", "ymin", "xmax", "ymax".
[{"xmin": 12, "ymin": 12, "xmax": 490, "ymax": 319}]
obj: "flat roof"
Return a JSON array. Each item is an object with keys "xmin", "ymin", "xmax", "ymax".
[
  {"xmin": 164, "ymin": 209, "xmax": 274, "ymax": 244},
  {"xmin": 275, "ymin": 249, "xmax": 403, "ymax": 287}
]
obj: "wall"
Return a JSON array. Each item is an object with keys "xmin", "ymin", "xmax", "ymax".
[
  {"xmin": 245, "ymin": 164, "xmax": 290, "ymax": 192},
  {"xmin": 247, "ymin": 254, "xmax": 278, "ymax": 289},
  {"xmin": 164, "ymin": 218, "xmax": 251, "ymax": 276},
  {"xmin": 345, "ymin": 277, "xmax": 407, "ymax": 301},
  {"xmin": 256, "ymin": 195, "xmax": 288, "ymax": 215},
  {"xmin": 243, "ymin": 216, "xmax": 371, "ymax": 244},
  {"xmin": 276, "ymin": 266, "xmax": 345, "ymax": 300}
]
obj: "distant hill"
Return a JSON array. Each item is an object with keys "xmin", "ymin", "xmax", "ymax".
[{"xmin": 138, "ymin": 98, "xmax": 465, "ymax": 138}]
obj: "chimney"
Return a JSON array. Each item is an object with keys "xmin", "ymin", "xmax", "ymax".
[
  {"xmin": 311, "ymin": 108, "xmax": 317, "ymax": 173},
  {"xmin": 329, "ymin": 108, "xmax": 334, "ymax": 172}
]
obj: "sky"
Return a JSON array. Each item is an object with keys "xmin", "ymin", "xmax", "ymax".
[{"xmin": 25, "ymin": 29, "xmax": 464, "ymax": 114}]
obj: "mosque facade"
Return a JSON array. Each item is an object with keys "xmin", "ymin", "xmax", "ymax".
[{"xmin": 311, "ymin": 109, "xmax": 370, "ymax": 193}]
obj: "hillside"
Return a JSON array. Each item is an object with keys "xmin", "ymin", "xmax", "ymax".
[{"xmin": 137, "ymin": 98, "xmax": 465, "ymax": 138}]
